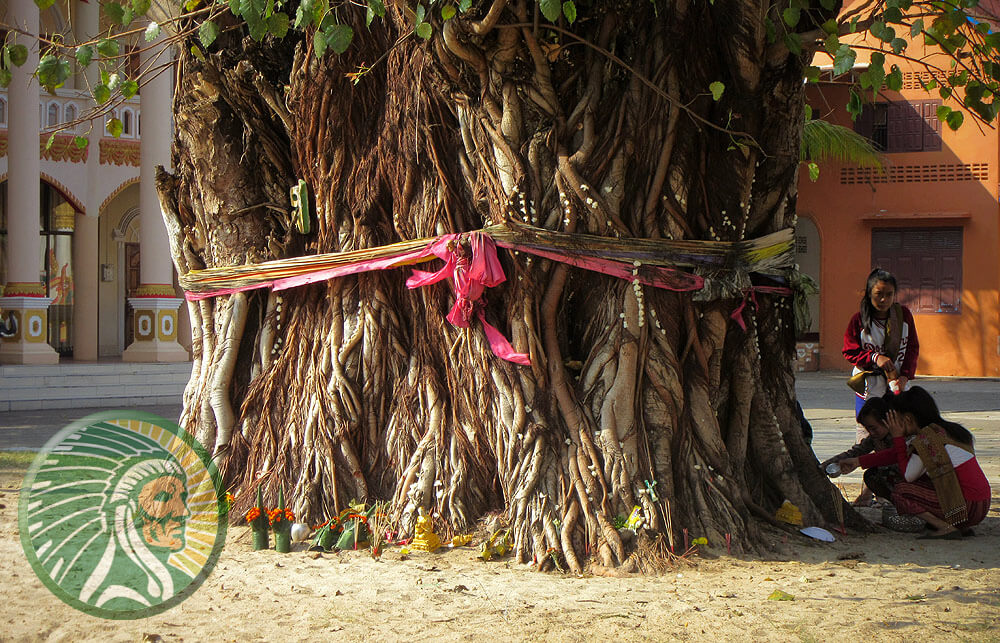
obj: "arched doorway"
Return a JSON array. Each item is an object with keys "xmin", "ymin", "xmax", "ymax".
[{"xmin": 794, "ymin": 217, "xmax": 821, "ymax": 338}]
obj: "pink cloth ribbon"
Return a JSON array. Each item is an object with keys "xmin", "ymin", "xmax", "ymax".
[{"xmin": 406, "ymin": 233, "xmax": 530, "ymax": 365}]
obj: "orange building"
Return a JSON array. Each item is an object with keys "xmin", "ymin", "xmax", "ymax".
[{"xmin": 797, "ymin": 27, "xmax": 1000, "ymax": 377}]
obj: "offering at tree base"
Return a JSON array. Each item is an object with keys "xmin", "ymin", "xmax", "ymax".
[
  {"xmin": 410, "ymin": 510, "xmax": 441, "ymax": 553},
  {"xmin": 775, "ymin": 500, "xmax": 804, "ymax": 526},
  {"xmin": 247, "ymin": 486, "xmax": 270, "ymax": 551}
]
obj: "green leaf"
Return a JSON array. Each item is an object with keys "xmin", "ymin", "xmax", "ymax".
[
  {"xmin": 45, "ymin": 133, "xmax": 56, "ymax": 151},
  {"xmin": 34, "ymin": 0, "xmax": 56, "ymax": 9},
  {"xmin": 107, "ymin": 73, "xmax": 122, "ymax": 92},
  {"xmin": 144, "ymin": 21, "xmax": 161, "ymax": 41},
  {"xmin": 368, "ymin": 0, "xmax": 386, "ymax": 17},
  {"xmin": 121, "ymin": 79, "xmax": 139, "ymax": 99},
  {"xmin": 132, "ymin": 0, "xmax": 151, "ymax": 15},
  {"xmin": 0, "ymin": 68, "xmax": 11, "ymax": 89},
  {"xmin": 946, "ymin": 110, "xmax": 964, "ymax": 130},
  {"xmin": 824, "ymin": 34, "xmax": 840, "ymax": 56},
  {"xmin": 886, "ymin": 65, "xmax": 903, "ymax": 91},
  {"xmin": 230, "ymin": 0, "xmax": 240, "ymax": 14},
  {"xmin": 36, "ymin": 54, "xmax": 71, "ymax": 93},
  {"xmin": 415, "ymin": 3, "xmax": 426, "ymax": 24},
  {"xmin": 184, "ymin": 0, "xmax": 202, "ymax": 10},
  {"xmin": 847, "ymin": 89, "xmax": 863, "ymax": 121},
  {"xmin": 870, "ymin": 21, "xmax": 886, "ymax": 39},
  {"xmin": 107, "ymin": 117, "xmax": 124, "ymax": 138},
  {"xmin": 820, "ymin": 0, "xmax": 835, "ymax": 9},
  {"xmin": 859, "ymin": 69, "xmax": 872, "ymax": 90},
  {"xmin": 804, "ymin": 104, "xmax": 812, "ymax": 120},
  {"xmin": 104, "ymin": 2, "xmax": 125, "ymax": 23},
  {"xmin": 804, "ymin": 65, "xmax": 820, "ymax": 83},
  {"xmin": 415, "ymin": 21, "xmax": 433, "ymax": 39},
  {"xmin": 8, "ymin": 44, "xmax": 28, "ymax": 67},
  {"xmin": 246, "ymin": 13, "xmax": 268, "ymax": 41},
  {"xmin": 783, "ymin": 7, "xmax": 801, "ymax": 28},
  {"xmin": 97, "ymin": 39, "xmax": 120, "ymax": 57},
  {"xmin": 884, "ymin": 7, "xmax": 902, "ymax": 22},
  {"xmin": 765, "ymin": 17, "xmax": 776, "ymax": 44},
  {"xmin": 808, "ymin": 162, "xmax": 820, "ymax": 182},
  {"xmin": 540, "ymin": 0, "xmax": 561, "ymax": 22},
  {"xmin": 294, "ymin": 0, "xmax": 315, "ymax": 28},
  {"xmin": 442, "ymin": 4, "xmax": 456, "ymax": 19},
  {"xmin": 73, "ymin": 136, "xmax": 89, "ymax": 150},
  {"xmin": 833, "ymin": 44, "xmax": 856, "ymax": 75},
  {"xmin": 890, "ymin": 37, "xmax": 907, "ymax": 54},
  {"xmin": 75, "ymin": 45, "xmax": 94, "ymax": 67},
  {"xmin": 190, "ymin": 44, "xmax": 206, "ymax": 61},
  {"xmin": 199, "ymin": 20, "xmax": 220, "ymax": 48},
  {"xmin": 121, "ymin": 6, "xmax": 135, "ymax": 25},
  {"xmin": 939, "ymin": 85, "xmax": 953, "ymax": 99},
  {"xmin": 93, "ymin": 83, "xmax": 111, "ymax": 104},
  {"xmin": 936, "ymin": 104, "xmax": 952, "ymax": 122},
  {"xmin": 562, "ymin": 0, "xmax": 576, "ymax": 24},
  {"xmin": 910, "ymin": 18, "xmax": 924, "ymax": 37},
  {"xmin": 821, "ymin": 18, "xmax": 838, "ymax": 35},
  {"xmin": 709, "ymin": 81, "xmax": 725, "ymax": 101},
  {"xmin": 313, "ymin": 29, "xmax": 328, "ymax": 57},
  {"xmin": 460, "ymin": 0, "xmax": 472, "ymax": 10},
  {"xmin": 327, "ymin": 24, "xmax": 354, "ymax": 54},
  {"xmin": 268, "ymin": 12, "xmax": 290, "ymax": 38},
  {"xmin": 784, "ymin": 33, "xmax": 802, "ymax": 56}
]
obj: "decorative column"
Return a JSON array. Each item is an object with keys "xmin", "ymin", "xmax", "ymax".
[
  {"xmin": 0, "ymin": 0, "xmax": 58, "ymax": 364},
  {"xmin": 70, "ymin": 0, "xmax": 101, "ymax": 360},
  {"xmin": 122, "ymin": 35, "xmax": 188, "ymax": 363}
]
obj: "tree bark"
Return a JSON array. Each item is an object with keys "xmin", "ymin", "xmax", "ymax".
[{"xmin": 159, "ymin": 1, "xmax": 867, "ymax": 569}]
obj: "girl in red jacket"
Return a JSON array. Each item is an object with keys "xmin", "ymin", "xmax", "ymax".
[{"xmin": 843, "ymin": 268, "xmax": 919, "ymax": 420}]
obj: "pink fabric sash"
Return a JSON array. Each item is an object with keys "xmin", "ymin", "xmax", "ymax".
[{"xmin": 406, "ymin": 233, "xmax": 530, "ymax": 365}]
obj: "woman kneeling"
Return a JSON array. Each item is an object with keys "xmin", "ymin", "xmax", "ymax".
[{"xmin": 840, "ymin": 387, "xmax": 991, "ymax": 539}]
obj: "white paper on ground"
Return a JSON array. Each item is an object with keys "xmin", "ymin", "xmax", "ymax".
[{"xmin": 799, "ymin": 526, "xmax": 836, "ymax": 542}]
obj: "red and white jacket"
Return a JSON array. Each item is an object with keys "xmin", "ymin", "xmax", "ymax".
[{"xmin": 843, "ymin": 305, "xmax": 919, "ymax": 397}]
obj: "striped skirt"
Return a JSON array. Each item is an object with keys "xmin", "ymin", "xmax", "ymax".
[{"xmin": 891, "ymin": 476, "xmax": 991, "ymax": 527}]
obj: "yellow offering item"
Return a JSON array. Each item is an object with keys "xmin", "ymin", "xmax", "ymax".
[
  {"xmin": 449, "ymin": 534, "xmax": 473, "ymax": 547},
  {"xmin": 625, "ymin": 505, "xmax": 644, "ymax": 530},
  {"xmin": 411, "ymin": 513, "xmax": 441, "ymax": 552},
  {"xmin": 775, "ymin": 500, "xmax": 803, "ymax": 526},
  {"xmin": 479, "ymin": 530, "xmax": 511, "ymax": 561}
]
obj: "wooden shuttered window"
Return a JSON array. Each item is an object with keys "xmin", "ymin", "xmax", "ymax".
[
  {"xmin": 855, "ymin": 100, "xmax": 941, "ymax": 152},
  {"xmin": 871, "ymin": 227, "xmax": 962, "ymax": 313}
]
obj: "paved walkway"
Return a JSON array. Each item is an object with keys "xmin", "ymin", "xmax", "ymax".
[{"xmin": 1, "ymin": 372, "xmax": 997, "ymax": 483}]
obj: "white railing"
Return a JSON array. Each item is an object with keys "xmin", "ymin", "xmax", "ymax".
[{"xmin": 0, "ymin": 87, "xmax": 140, "ymax": 140}]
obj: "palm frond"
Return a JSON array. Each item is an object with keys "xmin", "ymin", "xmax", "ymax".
[{"xmin": 801, "ymin": 118, "xmax": 885, "ymax": 172}]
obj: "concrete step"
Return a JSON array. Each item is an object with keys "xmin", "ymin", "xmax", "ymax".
[{"xmin": 0, "ymin": 362, "xmax": 191, "ymax": 411}]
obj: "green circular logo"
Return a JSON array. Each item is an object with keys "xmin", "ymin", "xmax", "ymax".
[{"xmin": 19, "ymin": 411, "xmax": 227, "ymax": 619}]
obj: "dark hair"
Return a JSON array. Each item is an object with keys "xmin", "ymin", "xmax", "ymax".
[
  {"xmin": 860, "ymin": 268, "xmax": 898, "ymax": 330},
  {"xmin": 857, "ymin": 396, "xmax": 890, "ymax": 424},
  {"xmin": 890, "ymin": 386, "xmax": 974, "ymax": 446}
]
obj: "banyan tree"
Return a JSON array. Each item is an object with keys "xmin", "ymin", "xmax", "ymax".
[{"xmin": 17, "ymin": 0, "xmax": 998, "ymax": 570}]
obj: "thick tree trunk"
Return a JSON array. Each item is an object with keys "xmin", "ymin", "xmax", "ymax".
[{"xmin": 159, "ymin": 1, "xmax": 864, "ymax": 569}]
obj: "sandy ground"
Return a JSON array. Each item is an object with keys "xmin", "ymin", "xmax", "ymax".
[{"xmin": 2, "ymin": 466, "xmax": 999, "ymax": 643}]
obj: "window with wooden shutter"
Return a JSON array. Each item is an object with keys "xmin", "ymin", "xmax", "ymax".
[
  {"xmin": 855, "ymin": 100, "xmax": 941, "ymax": 152},
  {"xmin": 871, "ymin": 227, "xmax": 962, "ymax": 313}
]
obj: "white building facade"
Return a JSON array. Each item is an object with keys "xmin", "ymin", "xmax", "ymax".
[{"xmin": 0, "ymin": 0, "xmax": 189, "ymax": 364}]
